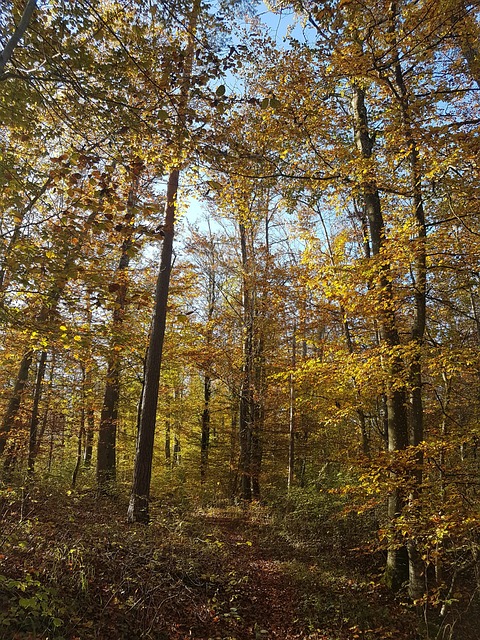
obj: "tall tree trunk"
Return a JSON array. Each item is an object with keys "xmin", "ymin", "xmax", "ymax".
[
  {"xmin": 389, "ymin": 2, "xmax": 428, "ymax": 599},
  {"xmin": 351, "ymin": 81, "xmax": 409, "ymax": 590},
  {"xmin": 26, "ymin": 350, "xmax": 48, "ymax": 478},
  {"xmin": 34, "ymin": 352, "xmax": 55, "ymax": 459},
  {"xmin": 127, "ymin": 0, "xmax": 200, "ymax": 523},
  {"xmin": 97, "ymin": 164, "xmax": 140, "ymax": 489},
  {"xmin": 82, "ymin": 293, "xmax": 95, "ymax": 467},
  {"xmin": 173, "ymin": 433, "xmax": 181, "ymax": 465},
  {"xmin": 287, "ymin": 337, "xmax": 296, "ymax": 491},
  {"xmin": 238, "ymin": 221, "xmax": 255, "ymax": 500},
  {"xmin": 228, "ymin": 394, "xmax": 239, "ymax": 499},
  {"xmin": 251, "ymin": 331, "xmax": 264, "ymax": 500},
  {"xmin": 0, "ymin": 350, "xmax": 33, "ymax": 458},
  {"xmin": 165, "ymin": 415, "xmax": 171, "ymax": 464},
  {"xmin": 127, "ymin": 169, "xmax": 179, "ymax": 522},
  {"xmin": 200, "ymin": 374, "xmax": 211, "ymax": 483},
  {"xmin": 96, "ymin": 235, "xmax": 132, "ymax": 487},
  {"xmin": 200, "ymin": 255, "xmax": 216, "ymax": 482},
  {"xmin": 72, "ymin": 407, "xmax": 85, "ymax": 488}
]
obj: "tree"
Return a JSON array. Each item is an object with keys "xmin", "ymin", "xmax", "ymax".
[{"xmin": 127, "ymin": 0, "xmax": 204, "ymax": 522}]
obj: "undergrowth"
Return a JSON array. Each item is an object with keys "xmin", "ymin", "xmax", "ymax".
[{"xmin": 0, "ymin": 479, "xmax": 478, "ymax": 639}]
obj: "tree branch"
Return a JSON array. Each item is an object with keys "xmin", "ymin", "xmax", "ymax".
[{"xmin": 0, "ymin": 0, "xmax": 37, "ymax": 78}]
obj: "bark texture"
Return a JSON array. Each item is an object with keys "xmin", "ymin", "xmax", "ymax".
[
  {"xmin": 127, "ymin": 169, "xmax": 178, "ymax": 523},
  {"xmin": 352, "ymin": 82, "xmax": 409, "ymax": 591}
]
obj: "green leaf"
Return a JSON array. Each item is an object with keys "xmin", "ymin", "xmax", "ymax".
[
  {"xmin": 270, "ymin": 97, "xmax": 282, "ymax": 109},
  {"xmin": 216, "ymin": 85, "xmax": 226, "ymax": 97},
  {"xmin": 207, "ymin": 180, "xmax": 222, "ymax": 190},
  {"xmin": 19, "ymin": 597, "xmax": 36, "ymax": 609},
  {"xmin": 260, "ymin": 97, "xmax": 270, "ymax": 109}
]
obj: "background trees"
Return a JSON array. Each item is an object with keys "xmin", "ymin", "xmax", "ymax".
[{"xmin": 2, "ymin": 0, "xmax": 480, "ymax": 627}]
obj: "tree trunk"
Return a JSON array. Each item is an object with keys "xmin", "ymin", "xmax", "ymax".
[
  {"xmin": 173, "ymin": 433, "xmax": 181, "ymax": 465},
  {"xmin": 72, "ymin": 408, "xmax": 85, "ymax": 488},
  {"xmin": 352, "ymin": 81, "xmax": 409, "ymax": 591},
  {"xmin": 200, "ymin": 250, "xmax": 216, "ymax": 483},
  {"xmin": 238, "ymin": 221, "xmax": 255, "ymax": 500},
  {"xmin": 165, "ymin": 415, "xmax": 171, "ymax": 464},
  {"xmin": 200, "ymin": 374, "xmax": 211, "ymax": 482},
  {"xmin": 127, "ymin": 169, "xmax": 178, "ymax": 523},
  {"xmin": 96, "ymin": 273, "xmax": 125, "ymax": 486},
  {"xmin": 0, "ymin": 350, "xmax": 33, "ymax": 458},
  {"xmin": 389, "ymin": 3, "xmax": 428, "ymax": 599},
  {"xmin": 228, "ymin": 395, "xmax": 239, "ymax": 499},
  {"xmin": 34, "ymin": 352, "xmax": 55, "ymax": 460},
  {"xmin": 127, "ymin": 0, "xmax": 200, "ymax": 522},
  {"xmin": 26, "ymin": 350, "xmax": 48, "ymax": 478},
  {"xmin": 97, "ymin": 164, "xmax": 140, "ymax": 489}
]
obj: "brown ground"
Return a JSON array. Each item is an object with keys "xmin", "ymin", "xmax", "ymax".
[{"xmin": 0, "ymin": 488, "xmax": 467, "ymax": 639}]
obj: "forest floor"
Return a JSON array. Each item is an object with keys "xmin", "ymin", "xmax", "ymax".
[{"xmin": 0, "ymin": 485, "xmax": 475, "ymax": 639}]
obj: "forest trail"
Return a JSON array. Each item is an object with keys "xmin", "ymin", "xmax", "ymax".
[
  {"xmin": 190, "ymin": 512, "xmax": 303, "ymax": 639},
  {"xmin": 1, "ymin": 490, "xmax": 418, "ymax": 640}
]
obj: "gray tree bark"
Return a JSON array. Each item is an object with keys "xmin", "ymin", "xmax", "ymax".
[
  {"xmin": 0, "ymin": 0, "xmax": 37, "ymax": 77},
  {"xmin": 127, "ymin": 169, "xmax": 178, "ymax": 522},
  {"xmin": 351, "ymin": 82, "xmax": 409, "ymax": 591}
]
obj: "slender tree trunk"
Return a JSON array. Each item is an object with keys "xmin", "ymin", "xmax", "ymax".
[
  {"xmin": 251, "ymin": 344, "xmax": 264, "ymax": 501},
  {"xmin": 173, "ymin": 384, "xmax": 182, "ymax": 466},
  {"xmin": 173, "ymin": 433, "xmax": 181, "ymax": 465},
  {"xmin": 200, "ymin": 374, "xmax": 211, "ymax": 482},
  {"xmin": 165, "ymin": 416, "xmax": 171, "ymax": 464},
  {"xmin": 238, "ymin": 221, "xmax": 255, "ymax": 500},
  {"xmin": 97, "ymin": 164, "xmax": 140, "ymax": 489},
  {"xmin": 84, "ymin": 402, "xmax": 95, "ymax": 466},
  {"xmin": 229, "ymin": 395, "xmax": 239, "ymax": 499},
  {"xmin": 34, "ymin": 352, "xmax": 55, "ymax": 459},
  {"xmin": 200, "ymin": 256, "xmax": 216, "ymax": 482},
  {"xmin": 96, "ymin": 240, "xmax": 130, "ymax": 487},
  {"xmin": 127, "ymin": 0, "xmax": 200, "ymax": 522},
  {"xmin": 352, "ymin": 81, "xmax": 409, "ymax": 590},
  {"xmin": 127, "ymin": 169, "xmax": 179, "ymax": 522},
  {"xmin": 0, "ymin": 350, "xmax": 33, "ymax": 458},
  {"xmin": 82, "ymin": 293, "xmax": 95, "ymax": 467},
  {"xmin": 389, "ymin": 3, "xmax": 428, "ymax": 599},
  {"xmin": 288, "ymin": 375, "xmax": 295, "ymax": 491},
  {"xmin": 288, "ymin": 320, "xmax": 297, "ymax": 492},
  {"xmin": 26, "ymin": 350, "xmax": 48, "ymax": 478},
  {"xmin": 72, "ymin": 408, "xmax": 85, "ymax": 488}
]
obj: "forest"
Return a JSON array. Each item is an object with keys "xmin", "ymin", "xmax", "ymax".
[{"xmin": 1, "ymin": 0, "xmax": 480, "ymax": 638}]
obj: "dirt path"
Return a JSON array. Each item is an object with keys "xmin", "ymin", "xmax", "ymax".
[{"xmin": 190, "ymin": 513, "xmax": 314, "ymax": 639}]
